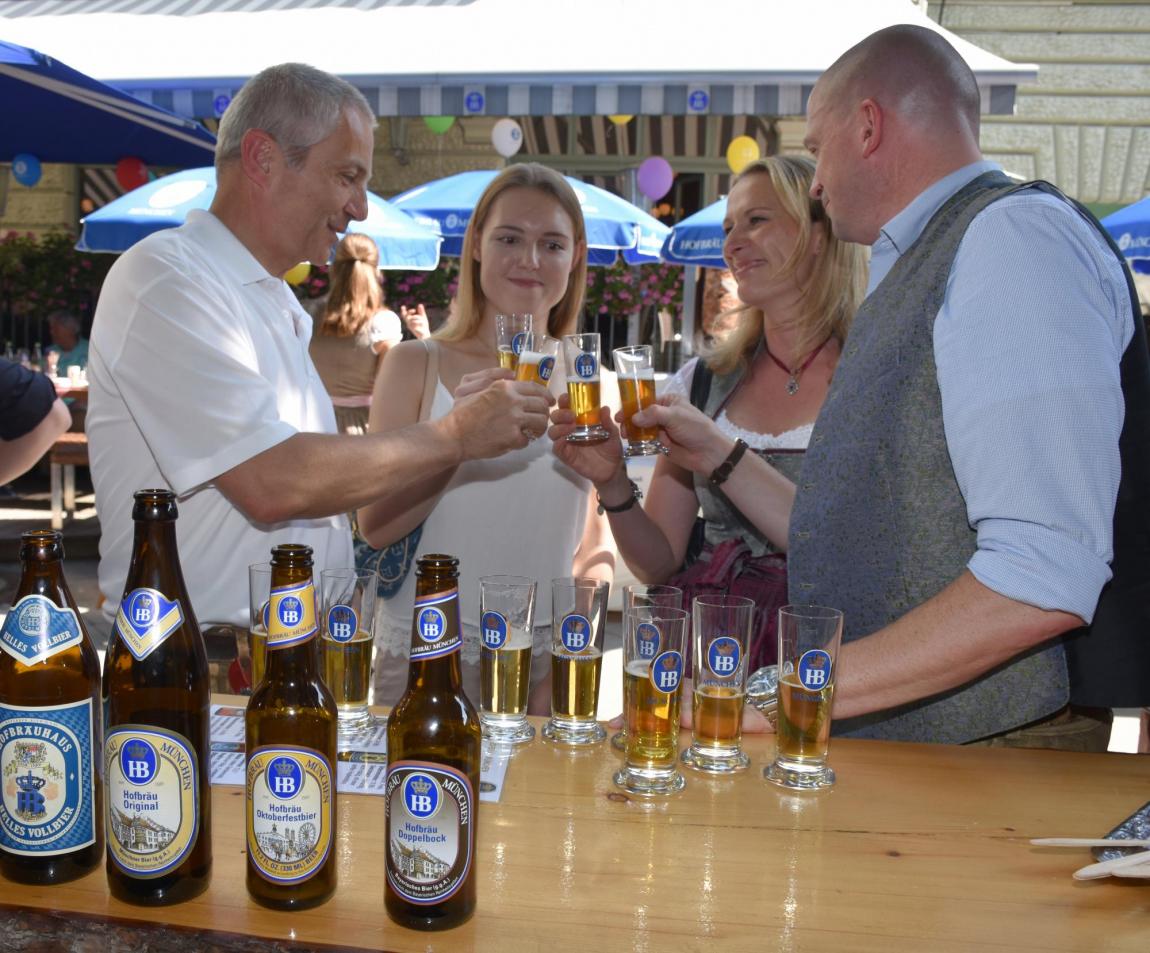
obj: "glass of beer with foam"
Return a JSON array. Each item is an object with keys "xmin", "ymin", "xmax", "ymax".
[
  {"xmin": 681, "ymin": 595, "xmax": 755, "ymax": 774},
  {"xmin": 248, "ymin": 562, "xmax": 272, "ymax": 689},
  {"xmin": 612, "ymin": 584, "xmax": 683, "ymax": 751},
  {"xmin": 495, "ymin": 313, "xmax": 532, "ymax": 373},
  {"xmin": 319, "ymin": 568, "xmax": 378, "ymax": 736},
  {"xmin": 478, "ymin": 574, "xmax": 537, "ymax": 746},
  {"xmin": 561, "ymin": 333, "xmax": 610, "ymax": 444},
  {"xmin": 542, "ymin": 577, "xmax": 610, "ymax": 746},
  {"xmin": 514, "ymin": 333, "xmax": 559, "ymax": 386},
  {"xmin": 765, "ymin": 604, "xmax": 844, "ymax": 790},
  {"xmin": 614, "ymin": 605, "xmax": 689, "ymax": 796},
  {"xmin": 613, "ymin": 345, "xmax": 666, "ymax": 457}
]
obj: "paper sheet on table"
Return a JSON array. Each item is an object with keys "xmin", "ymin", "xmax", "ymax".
[{"xmin": 209, "ymin": 703, "xmax": 509, "ymax": 801}]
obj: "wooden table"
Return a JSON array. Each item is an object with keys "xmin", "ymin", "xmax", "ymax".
[{"xmin": 3, "ymin": 701, "xmax": 1148, "ymax": 953}]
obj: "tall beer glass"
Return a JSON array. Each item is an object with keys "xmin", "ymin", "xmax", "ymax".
[
  {"xmin": 248, "ymin": 563, "xmax": 271, "ymax": 689},
  {"xmin": 614, "ymin": 605, "xmax": 688, "ymax": 796},
  {"xmin": 542, "ymin": 577, "xmax": 609, "ymax": 746},
  {"xmin": 561, "ymin": 333, "xmax": 609, "ymax": 444},
  {"xmin": 514, "ymin": 334, "xmax": 559, "ymax": 386},
  {"xmin": 478, "ymin": 575, "xmax": 537, "ymax": 746},
  {"xmin": 612, "ymin": 584, "xmax": 683, "ymax": 751},
  {"xmin": 613, "ymin": 345, "xmax": 666, "ymax": 457},
  {"xmin": 495, "ymin": 313, "xmax": 532, "ymax": 372},
  {"xmin": 682, "ymin": 595, "xmax": 754, "ymax": 773},
  {"xmin": 320, "ymin": 568, "xmax": 378, "ymax": 736},
  {"xmin": 765, "ymin": 604, "xmax": 844, "ymax": 790}
]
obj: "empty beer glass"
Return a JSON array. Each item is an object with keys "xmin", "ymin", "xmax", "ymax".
[
  {"xmin": 765, "ymin": 604, "xmax": 844, "ymax": 790},
  {"xmin": 514, "ymin": 333, "xmax": 559, "ymax": 386},
  {"xmin": 496, "ymin": 313, "xmax": 532, "ymax": 372},
  {"xmin": 612, "ymin": 584, "xmax": 683, "ymax": 751},
  {"xmin": 613, "ymin": 345, "xmax": 666, "ymax": 457},
  {"xmin": 614, "ymin": 605, "xmax": 689, "ymax": 797},
  {"xmin": 320, "ymin": 568, "xmax": 378, "ymax": 736},
  {"xmin": 542, "ymin": 577, "xmax": 610, "ymax": 746},
  {"xmin": 561, "ymin": 333, "xmax": 609, "ymax": 443},
  {"xmin": 248, "ymin": 562, "xmax": 271, "ymax": 689},
  {"xmin": 478, "ymin": 574, "xmax": 537, "ymax": 746},
  {"xmin": 681, "ymin": 595, "xmax": 755, "ymax": 773}
]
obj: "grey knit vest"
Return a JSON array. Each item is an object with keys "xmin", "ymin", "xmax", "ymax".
[{"xmin": 788, "ymin": 171, "xmax": 1069, "ymax": 744}]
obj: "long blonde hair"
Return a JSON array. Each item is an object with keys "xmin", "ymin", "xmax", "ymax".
[
  {"xmin": 437, "ymin": 163, "xmax": 588, "ymax": 342},
  {"xmin": 320, "ymin": 233, "xmax": 383, "ymax": 338},
  {"xmin": 706, "ymin": 155, "xmax": 867, "ymax": 375}
]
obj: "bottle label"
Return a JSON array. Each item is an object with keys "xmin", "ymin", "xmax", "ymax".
[
  {"xmin": 410, "ymin": 588, "xmax": 461, "ymax": 661},
  {"xmin": 114, "ymin": 588, "xmax": 184, "ymax": 661},
  {"xmin": 0, "ymin": 594, "xmax": 83, "ymax": 667},
  {"xmin": 385, "ymin": 761, "xmax": 474, "ymax": 905},
  {"xmin": 0, "ymin": 699, "xmax": 97, "ymax": 856},
  {"xmin": 246, "ymin": 746, "xmax": 334, "ymax": 884},
  {"xmin": 267, "ymin": 581, "xmax": 317, "ymax": 649},
  {"xmin": 104, "ymin": 726, "xmax": 200, "ymax": 878}
]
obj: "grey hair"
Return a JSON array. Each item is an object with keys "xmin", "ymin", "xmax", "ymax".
[{"xmin": 215, "ymin": 63, "xmax": 375, "ymax": 170}]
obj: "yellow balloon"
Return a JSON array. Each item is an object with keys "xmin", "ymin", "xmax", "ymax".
[
  {"xmin": 726, "ymin": 135, "xmax": 761, "ymax": 175},
  {"xmin": 608, "ymin": 114, "xmax": 634, "ymax": 126},
  {"xmin": 283, "ymin": 261, "xmax": 311, "ymax": 286}
]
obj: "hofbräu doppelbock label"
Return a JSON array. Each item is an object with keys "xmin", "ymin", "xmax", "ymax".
[
  {"xmin": 410, "ymin": 588, "xmax": 461, "ymax": 661},
  {"xmin": 114, "ymin": 588, "xmax": 184, "ymax": 661},
  {"xmin": 246, "ymin": 746, "xmax": 334, "ymax": 884},
  {"xmin": 0, "ymin": 700, "xmax": 96, "ymax": 856},
  {"xmin": 267, "ymin": 581, "xmax": 318, "ymax": 650},
  {"xmin": 1, "ymin": 594, "xmax": 83, "ymax": 667},
  {"xmin": 385, "ymin": 761, "xmax": 473, "ymax": 905}
]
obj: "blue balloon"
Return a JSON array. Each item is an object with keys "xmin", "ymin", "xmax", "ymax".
[{"xmin": 12, "ymin": 153, "xmax": 42, "ymax": 187}]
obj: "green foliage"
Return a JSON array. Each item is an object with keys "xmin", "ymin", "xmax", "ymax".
[
  {"xmin": 583, "ymin": 259, "xmax": 684, "ymax": 319},
  {"xmin": 0, "ymin": 230, "xmax": 115, "ymax": 328}
]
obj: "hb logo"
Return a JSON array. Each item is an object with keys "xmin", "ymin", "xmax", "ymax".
[
  {"xmin": 130, "ymin": 591, "xmax": 158, "ymax": 626},
  {"xmin": 651, "ymin": 651, "xmax": 683, "ymax": 693},
  {"xmin": 418, "ymin": 607, "xmax": 446, "ymax": 643},
  {"xmin": 636, "ymin": 622, "xmax": 660, "ymax": 659},
  {"xmin": 404, "ymin": 773, "xmax": 441, "ymax": 818},
  {"xmin": 512, "ymin": 332, "xmax": 527, "ymax": 355},
  {"xmin": 538, "ymin": 356, "xmax": 555, "ymax": 382},
  {"xmin": 267, "ymin": 756, "xmax": 304, "ymax": 799},
  {"xmin": 561, "ymin": 614, "xmax": 592, "ymax": 652},
  {"xmin": 574, "ymin": 353, "xmax": 596, "ymax": 379},
  {"xmin": 120, "ymin": 738, "xmax": 157, "ymax": 785},
  {"xmin": 798, "ymin": 649, "xmax": 832, "ymax": 690},
  {"xmin": 327, "ymin": 605, "xmax": 357, "ymax": 643},
  {"xmin": 707, "ymin": 637, "xmax": 742, "ymax": 677},
  {"xmin": 279, "ymin": 596, "xmax": 303, "ymax": 626},
  {"xmin": 482, "ymin": 611, "xmax": 507, "ymax": 650}
]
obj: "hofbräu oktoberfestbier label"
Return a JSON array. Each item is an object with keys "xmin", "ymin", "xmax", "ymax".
[
  {"xmin": 1, "ymin": 594, "xmax": 83, "ymax": 667},
  {"xmin": 385, "ymin": 761, "xmax": 473, "ymax": 905},
  {"xmin": 113, "ymin": 588, "xmax": 184, "ymax": 661},
  {"xmin": 246, "ymin": 746, "xmax": 334, "ymax": 884},
  {"xmin": 104, "ymin": 726, "xmax": 199, "ymax": 877},
  {"xmin": 267, "ymin": 581, "xmax": 317, "ymax": 649},
  {"xmin": 0, "ymin": 699, "xmax": 96, "ymax": 856},
  {"xmin": 410, "ymin": 588, "xmax": 461, "ymax": 661}
]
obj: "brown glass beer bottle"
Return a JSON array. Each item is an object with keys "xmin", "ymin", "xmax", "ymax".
[
  {"xmin": 103, "ymin": 489, "xmax": 211, "ymax": 904},
  {"xmin": 385, "ymin": 554, "xmax": 481, "ymax": 930},
  {"xmin": 0, "ymin": 530, "xmax": 103, "ymax": 884}
]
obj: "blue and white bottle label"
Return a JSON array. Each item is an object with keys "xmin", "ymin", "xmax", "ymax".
[
  {"xmin": 326, "ymin": 604, "xmax": 358, "ymax": 644},
  {"xmin": 114, "ymin": 588, "xmax": 184, "ymax": 661},
  {"xmin": 0, "ymin": 699, "xmax": 97, "ymax": 856},
  {"xmin": 0, "ymin": 594, "xmax": 83, "ymax": 667},
  {"xmin": 560, "ymin": 614, "xmax": 594, "ymax": 654},
  {"xmin": 650, "ymin": 650, "xmax": 684, "ymax": 694},
  {"xmin": 707, "ymin": 637, "xmax": 742, "ymax": 678},
  {"xmin": 410, "ymin": 589, "xmax": 461, "ymax": 661},
  {"xmin": 481, "ymin": 611, "xmax": 508, "ymax": 650}
]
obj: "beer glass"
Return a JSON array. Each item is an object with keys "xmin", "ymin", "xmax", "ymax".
[
  {"xmin": 478, "ymin": 574, "xmax": 537, "ymax": 746},
  {"xmin": 612, "ymin": 584, "xmax": 683, "ymax": 751},
  {"xmin": 681, "ymin": 595, "xmax": 755, "ymax": 773},
  {"xmin": 247, "ymin": 563, "xmax": 271, "ymax": 689},
  {"xmin": 542, "ymin": 577, "xmax": 610, "ymax": 746},
  {"xmin": 495, "ymin": 313, "xmax": 532, "ymax": 372},
  {"xmin": 320, "ymin": 568, "xmax": 378, "ymax": 736},
  {"xmin": 613, "ymin": 345, "xmax": 666, "ymax": 457},
  {"xmin": 561, "ymin": 333, "xmax": 609, "ymax": 444},
  {"xmin": 614, "ymin": 605, "xmax": 689, "ymax": 796},
  {"xmin": 514, "ymin": 334, "xmax": 559, "ymax": 386},
  {"xmin": 765, "ymin": 604, "xmax": 844, "ymax": 790}
]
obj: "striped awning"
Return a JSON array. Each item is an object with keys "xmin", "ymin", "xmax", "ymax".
[{"xmin": 0, "ymin": 0, "xmax": 1037, "ymax": 119}]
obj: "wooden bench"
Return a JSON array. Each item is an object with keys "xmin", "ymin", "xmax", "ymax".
[{"xmin": 48, "ymin": 431, "xmax": 88, "ymax": 529}]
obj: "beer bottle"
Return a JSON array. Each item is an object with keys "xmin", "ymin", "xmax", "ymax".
[
  {"xmin": 385, "ymin": 554, "xmax": 481, "ymax": 931},
  {"xmin": 103, "ymin": 489, "xmax": 211, "ymax": 904},
  {"xmin": 245, "ymin": 544, "xmax": 337, "ymax": 909},
  {"xmin": 0, "ymin": 530, "xmax": 103, "ymax": 884}
]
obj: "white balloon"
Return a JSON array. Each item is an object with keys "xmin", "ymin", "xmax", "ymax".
[{"xmin": 491, "ymin": 118, "xmax": 524, "ymax": 158}]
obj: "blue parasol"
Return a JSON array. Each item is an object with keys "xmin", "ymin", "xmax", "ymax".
[
  {"xmin": 1102, "ymin": 196, "xmax": 1150, "ymax": 275},
  {"xmin": 0, "ymin": 40, "xmax": 215, "ymax": 166},
  {"xmin": 390, "ymin": 170, "xmax": 669, "ymax": 267},
  {"xmin": 660, "ymin": 197, "xmax": 728, "ymax": 269},
  {"xmin": 76, "ymin": 167, "xmax": 442, "ymax": 270}
]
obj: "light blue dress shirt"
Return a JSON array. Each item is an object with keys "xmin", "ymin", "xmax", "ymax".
[{"xmin": 866, "ymin": 161, "xmax": 1134, "ymax": 622}]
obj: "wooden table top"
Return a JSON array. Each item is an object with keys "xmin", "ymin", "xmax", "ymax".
[{"xmin": 3, "ymin": 699, "xmax": 1149, "ymax": 953}]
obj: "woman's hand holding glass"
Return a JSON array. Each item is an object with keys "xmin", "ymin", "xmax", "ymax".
[
  {"xmin": 547, "ymin": 396, "xmax": 626, "ymax": 485},
  {"xmin": 629, "ymin": 395, "xmax": 737, "ymax": 477}
]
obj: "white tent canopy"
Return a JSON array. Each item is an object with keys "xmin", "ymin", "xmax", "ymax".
[{"xmin": 0, "ymin": 0, "xmax": 1036, "ymax": 118}]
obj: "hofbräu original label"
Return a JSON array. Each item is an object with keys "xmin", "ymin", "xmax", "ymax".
[
  {"xmin": 410, "ymin": 588, "xmax": 462, "ymax": 661},
  {"xmin": 385, "ymin": 761, "xmax": 473, "ymax": 905},
  {"xmin": 114, "ymin": 588, "xmax": 184, "ymax": 661},
  {"xmin": 0, "ymin": 700, "xmax": 96, "ymax": 856},
  {"xmin": 246, "ymin": 746, "xmax": 334, "ymax": 884},
  {"xmin": 1, "ymin": 594, "xmax": 83, "ymax": 667},
  {"xmin": 267, "ymin": 581, "xmax": 318, "ymax": 650},
  {"xmin": 104, "ymin": 726, "xmax": 199, "ymax": 877}
]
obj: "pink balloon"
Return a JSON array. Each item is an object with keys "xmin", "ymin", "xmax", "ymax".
[{"xmin": 637, "ymin": 157, "xmax": 674, "ymax": 201}]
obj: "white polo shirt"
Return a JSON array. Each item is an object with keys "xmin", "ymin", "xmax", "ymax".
[{"xmin": 88, "ymin": 210, "xmax": 353, "ymax": 627}]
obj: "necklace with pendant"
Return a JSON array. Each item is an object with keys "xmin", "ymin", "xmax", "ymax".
[{"xmin": 764, "ymin": 338, "xmax": 831, "ymax": 396}]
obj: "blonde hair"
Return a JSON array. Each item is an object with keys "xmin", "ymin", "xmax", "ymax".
[
  {"xmin": 320, "ymin": 233, "xmax": 383, "ymax": 337},
  {"xmin": 436, "ymin": 163, "xmax": 588, "ymax": 342},
  {"xmin": 705, "ymin": 155, "xmax": 867, "ymax": 375}
]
